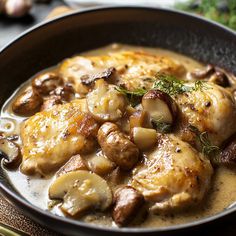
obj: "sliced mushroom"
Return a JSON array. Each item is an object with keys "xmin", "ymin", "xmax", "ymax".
[
  {"xmin": 12, "ymin": 87, "xmax": 43, "ymax": 116},
  {"xmin": 50, "ymin": 84, "xmax": 75, "ymax": 102},
  {"xmin": 142, "ymin": 90, "xmax": 177, "ymax": 124},
  {"xmin": 56, "ymin": 154, "xmax": 88, "ymax": 177},
  {"xmin": 209, "ymin": 70, "xmax": 230, "ymax": 87},
  {"xmin": 49, "ymin": 170, "xmax": 112, "ymax": 216},
  {"xmin": 85, "ymin": 153, "xmax": 116, "ymax": 176},
  {"xmin": 112, "ymin": 186, "xmax": 145, "ymax": 226},
  {"xmin": 87, "ymin": 79, "xmax": 127, "ymax": 122},
  {"xmin": 189, "ymin": 64, "xmax": 215, "ymax": 79},
  {"xmin": 0, "ymin": 138, "xmax": 21, "ymax": 168},
  {"xmin": 98, "ymin": 122, "xmax": 139, "ymax": 170},
  {"xmin": 129, "ymin": 110, "xmax": 151, "ymax": 129},
  {"xmin": 131, "ymin": 127, "xmax": 157, "ymax": 150},
  {"xmin": 220, "ymin": 136, "xmax": 236, "ymax": 165},
  {"xmin": 32, "ymin": 72, "xmax": 63, "ymax": 95},
  {"xmin": 40, "ymin": 95, "xmax": 63, "ymax": 111},
  {"xmin": 81, "ymin": 67, "xmax": 116, "ymax": 86}
]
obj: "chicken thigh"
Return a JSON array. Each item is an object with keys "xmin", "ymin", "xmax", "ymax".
[
  {"xmin": 131, "ymin": 134, "xmax": 213, "ymax": 212},
  {"xmin": 20, "ymin": 99, "xmax": 99, "ymax": 175},
  {"xmin": 59, "ymin": 50, "xmax": 186, "ymax": 96},
  {"xmin": 175, "ymin": 82, "xmax": 236, "ymax": 146}
]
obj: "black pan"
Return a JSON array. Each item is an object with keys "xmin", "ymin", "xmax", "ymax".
[{"xmin": 0, "ymin": 6, "xmax": 236, "ymax": 236}]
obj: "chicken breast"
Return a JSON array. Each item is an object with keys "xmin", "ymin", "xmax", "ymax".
[
  {"xmin": 131, "ymin": 134, "xmax": 213, "ymax": 212},
  {"xmin": 20, "ymin": 99, "xmax": 99, "ymax": 176},
  {"xmin": 59, "ymin": 50, "xmax": 186, "ymax": 96},
  {"xmin": 175, "ymin": 82, "xmax": 236, "ymax": 146}
]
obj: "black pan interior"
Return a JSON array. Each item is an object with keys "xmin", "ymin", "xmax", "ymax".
[{"xmin": 0, "ymin": 6, "xmax": 236, "ymax": 236}]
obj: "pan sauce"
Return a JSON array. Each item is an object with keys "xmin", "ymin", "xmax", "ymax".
[{"xmin": 1, "ymin": 44, "xmax": 236, "ymax": 228}]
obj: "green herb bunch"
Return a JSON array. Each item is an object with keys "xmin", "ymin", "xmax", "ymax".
[{"xmin": 176, "ymin": 0, "xmax": 236, "ymax": 30}]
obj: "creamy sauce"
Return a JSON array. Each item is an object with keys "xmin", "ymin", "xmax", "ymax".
[{"xmin": 1, "ymin": 44, "xmax": 236, "ymax": 228}]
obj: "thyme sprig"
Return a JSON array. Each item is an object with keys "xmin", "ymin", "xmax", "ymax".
[
  {"xmin": 116, "ymin": 86, "xmax": 147, "ymax": 106},
  {"xmin": 153, "ymin": 74, "xmax": 206, "ymax": 96},
  {"xmin": 189, "ymin": 125, "xmax": 220, "ymax": 157},
  {"xmin": 116, "ymin": 74, "xmax": 207, "ymax": 106}
]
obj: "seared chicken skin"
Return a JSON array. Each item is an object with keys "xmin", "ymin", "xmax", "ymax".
[
  {"xmin": 59, "ymin": 51, "xmax": 186, "ymax": 96},
  {"xmin": 175, "ymin": 83, "xmax": 236, "ymax": 146},
  {"xmin": 131, "ymin": 134, "xmax": 213, "ymax": 212},
  {"xmin": 20, "ymin": 99, "xmax": 99, "ymax": 175}
]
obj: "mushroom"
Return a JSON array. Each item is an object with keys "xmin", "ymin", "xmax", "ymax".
[
  {"xmin": 112, "ymin": 186, "xmax": 145, "ymax": 226},
  {"xmin": 86, "ymin": 79, "xmax": 127, "ymax": 122},
  {"xmin": 209, "ymin": 70, "xmax": 230, "ymax": 87},
  {"xmin": 86, "ymin": 153, "xmax": 116, "ymax": 176},
  {"xmin": 40, "ymin": 95, "xmax": 63, "ymax": 111},
  {"xmin": 49, "ymin": 170, "xmax": 112, "ymax": 217},
  {"xmin": 220, "ymin": 136, "xmax": 236, "ymax": 165},
  {"xmin": 98, "ymin": 122, "xmax": 139, "ymax": 170},
  {"xmin": 129, "ymin": 110, "xmax": 151, "ymax": 129},
  {"xmin": 189, "ymin": 64, "xmax": 215, "ymax": 79},
  {"xmin": 81, "ymin": 67, "xmax": 116, "ymax": 86},
  {"xmin": 50, "ymin": 84, "xmax": 75, "ymax": 102},
  {"xmin": 32, "ymin": 72, "xmax": 63, "ymax": 95},
  {"xmin": 0, "ymin": 138, "xmax": 21, "ymax": 168},
  {"xmin": 142, "ymin": 90, "xmax": 177, "ymax": 125},
  {"xmin": 12, "ymin": 87, "xmax": 43, "ymax": 116},
  {"xmin": 131, "ymin": 127, "xmax": 157, "ymax": 150},
  {"xmin": 56, "ymin": 154, "xmax": 88, "ymax": 177}
]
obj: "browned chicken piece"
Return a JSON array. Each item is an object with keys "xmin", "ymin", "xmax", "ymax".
[
  {"xmin": 98, "ymin": 122, "xmax": 139, "ymax": 170},
  {"xmin": 131, "ymin": 134, "xmax": 213, "ymax": 212},
  {"xmin": 59, "ymin": 50, "xmax": 186, "ymax": 96},
  {"xmin": 112, "ymin": 186, "xmax": 145, "ymax": 226},
  {"xmin": 20, "ymin": 99, "xmax": 99, "ymax": 176},
  {"xmin": 175, "ymin": 82, "xmax": 236, "ymax": 146}
]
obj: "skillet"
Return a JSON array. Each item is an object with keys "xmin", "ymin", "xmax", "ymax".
[{"xmin": 0, "ymin": 6, "xmax": 236, "ymax": 236}]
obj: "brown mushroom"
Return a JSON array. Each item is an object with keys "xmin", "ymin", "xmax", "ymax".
[
  {"xmin": 40, "ymin": 95, "xmax": 63, "ymax": 111},
  {"xmin": 98, "ymin": 122, "xmax": 139, "ymax": 170},
  {"xmin": 81, "ymin": 67, "xmax": 116, "ymax": 86},
  {"xmin": 220, "ymin": 136, "xmax": 236, "ymax": 165},
  {"xmin": 50, "ymin": 83, "xmax": 75, "ymax": 102},
  {"xmin": 129, "ymin": 110, "xmax": 151, "ymax": 129},
  {"xmin": 32, "ymin": 72, "xmax": 63, "ymax": 95},
  {"xmin": 56, "ymin": 154, "xmax": 88, "ymax": 177},
  {"xmin": 189, "ymin": 64, "xmax": 215, "ymax": 79},
  {"xmin": 209, "ymin": 70, "xmax": 230, "ymax": 87},
  {"xmin": 0, "ymin": 138, "xmax": 21, "ymax": 168},
  {"xmin": 112, "ymin": 186, "xmax": 145, "ymax": 226},
  {"xmin": 142, "ymin": 90, "xmax": 177, "ymax": 125},
  {"xmin": 12, "ymin": 87, "xmax": 43, "ymax": 116}
]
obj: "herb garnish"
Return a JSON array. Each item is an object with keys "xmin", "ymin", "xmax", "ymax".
[
  {"xmin": 153, "ymin": 74, "xmax": 206, "ymax": 96},
  {"xmin": 116, "ymin": 86, "xmax": 147, "ymax": 106},
  {"xmin": 151, "ymin": 118, "xmax": 172, "ymax": 133},
  {"xmin": 189, "ymin": 125, "xmax": 220, "ymax": 158},
  {"xmin": 176, "ymin": 0, "xmax": 236, "ymax": 31},
  {"xmin": 116, "ymin": 74, "xmax": 206, "ymax": 106}
]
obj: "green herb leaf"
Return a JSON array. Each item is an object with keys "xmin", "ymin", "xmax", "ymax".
[
  {"xmin": 153, "ymin": 74, "xmax": 206, "ymax": 96},
  {"xmin": 151, "ymin": 118, "xmax": 172, "ymax": 133},
  {"xmin": 115, "ymin": 86, "xmax": 147, "ymax": 107},
  {"xmin": 116, "ymin": 74, "xmax": 206, "ymax": 105},
  {"xmin": 189, "ymin": 125, "xmax": 220, "ymax": 158}
]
